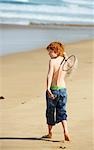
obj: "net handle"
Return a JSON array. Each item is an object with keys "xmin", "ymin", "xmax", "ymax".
[{"xmin": 62, "ymin": 55, "xmax": 76, "ymax": 71}]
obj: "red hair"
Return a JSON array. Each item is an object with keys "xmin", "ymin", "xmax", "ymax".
[{"xmin": 46, "ymin": 41, "xmax": 64, "ymax": 56}]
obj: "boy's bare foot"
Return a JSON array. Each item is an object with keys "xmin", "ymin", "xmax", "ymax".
[
  {"xmin": 64, "ymin": 133, "xmax": 70, "ymax": 141},
  {"xmin": 42, "ymin": 133, "xmax": 52, "ymax": 139}
]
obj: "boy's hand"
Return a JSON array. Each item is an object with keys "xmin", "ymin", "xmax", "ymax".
[{"xmin": 47, "ymin": 89, "xmax": 56, "ymax": 99}]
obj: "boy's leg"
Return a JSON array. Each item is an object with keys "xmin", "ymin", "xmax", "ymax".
[
  {"xmin": 61, "ymin": 120, "xmax": 70, "ymax": 141},
  {"xmin": 46, "ymin": 125, "xmax": 53, "ymax": 138},
  {"xmin": 44, "ymin": 91, "xmax": 56, "ymax": 138},
  {"xmin": 56, "ymin": 89, "xmax": 70, "ymax": 141},
  {"xmin": 48, "ymin": 125, "xmax": 52, "ymax": 135},
  {"xmin": 42, "ymin": 125, "xmax": 53, "ymax": 138}
]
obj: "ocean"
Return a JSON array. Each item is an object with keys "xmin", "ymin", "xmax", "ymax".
[
  {"xmin": 0, "ymin": 0, "xmax": 94, "ymax": 25},
  {"xmin": 0, "ymin": 0, "xmax": 94, "ymax": 55}
]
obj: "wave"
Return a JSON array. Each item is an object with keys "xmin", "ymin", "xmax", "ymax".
[
  {"xmin": 62, "ymin": 0, "xmax": 93, "ymax": 7},
  {"xmin": 0, "ymin": 0, "xmax": 94, "ymax": 25}
]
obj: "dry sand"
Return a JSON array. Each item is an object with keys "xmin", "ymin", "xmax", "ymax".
[{"xmin": 0, "ymin": 39, "xmax": 94, "ymax": 150}]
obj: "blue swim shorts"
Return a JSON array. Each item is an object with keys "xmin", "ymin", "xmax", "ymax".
[{"xmin": 46, "ymin": 88, "xmax": 67, "ymax": 125}]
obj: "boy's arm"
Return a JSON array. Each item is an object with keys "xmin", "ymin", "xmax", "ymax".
[
  {"xmin": 46, "ymin": 59, "xmax": 55, "ymax": 99},
  {"xmin": 47, "ymin": 59, "xmax": 54, "ymax": 90}
]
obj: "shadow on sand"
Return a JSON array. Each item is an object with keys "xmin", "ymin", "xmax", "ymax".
[{"xmin": 0, "ymin": 137, "xmax": 62, "ymax": 143}]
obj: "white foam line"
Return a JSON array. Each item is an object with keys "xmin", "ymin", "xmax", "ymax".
[
  {"xmin": 0, "ymin": 3, "xmax": 92, "ymax": 15},
  {"xmin": 0, "ymin": 12, "xmax": 93, "ymax": 23},
  {"xmin": 62, "ymin": 0, "xmax": 94, "ymax": 5}
]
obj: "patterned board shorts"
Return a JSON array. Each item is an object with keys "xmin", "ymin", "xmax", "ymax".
[{"xmin": 46, "ymin": 88, "xmax": 67, "ymax": 125}]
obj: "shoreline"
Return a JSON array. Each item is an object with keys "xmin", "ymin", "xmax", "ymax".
[
  {"xmin": 0, "ymin": 39, "xmax": 93, "ymax": 58},
  {"xmin": 0, "ymin": 24, "xmax": 94, "ymax": 56},
  {"xmin": 0, "ymin": 23, "xmax": 94, "ymax": 29},
  {"xmin": 0, "ymin": 39, "xmax": 93, "ymax": 59}
]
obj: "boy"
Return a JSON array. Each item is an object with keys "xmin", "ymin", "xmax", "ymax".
[{"xmin": 43, "ymin": 41, "xmax": 70, "ymax": 141}]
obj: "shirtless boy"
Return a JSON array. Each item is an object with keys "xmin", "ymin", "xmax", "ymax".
[{"xmin": 44, "ymin": 41, "xmax": 70, "ymax": 141}]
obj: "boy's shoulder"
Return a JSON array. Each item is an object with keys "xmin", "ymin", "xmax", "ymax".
[
  {"xmin": 50, "ymin": 58, "xmax": 56, "ymax": 63},
  {"xmin": 49, "ymin": 58, "xmax": 56, "ymax": 67}
]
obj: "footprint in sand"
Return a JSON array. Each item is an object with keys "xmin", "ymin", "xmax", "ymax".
[
  {"xmin": 59, "ymin": 146, "xmax": 66, "ymax": 149},
  {"xmin": 21, "ymin": 101, "xmax": 26, "ymax": 104},
  {"xmin": 0, "ymin": 96, "xmax": 5, "ymax": 100}
]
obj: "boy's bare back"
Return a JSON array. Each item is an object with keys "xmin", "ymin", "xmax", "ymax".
[{"xmin": 50, "ymin": 56, "xmax": 66, "ymax": 88}]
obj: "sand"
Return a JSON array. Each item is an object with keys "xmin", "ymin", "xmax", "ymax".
[{"xmin": 0, "ymin": 39, "xmax": 94, "ymax": 150}]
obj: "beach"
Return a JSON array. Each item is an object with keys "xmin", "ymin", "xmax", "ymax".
[{"xmin": 0, "ymin": 39, "xmax": 93, "ymax": 150}]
